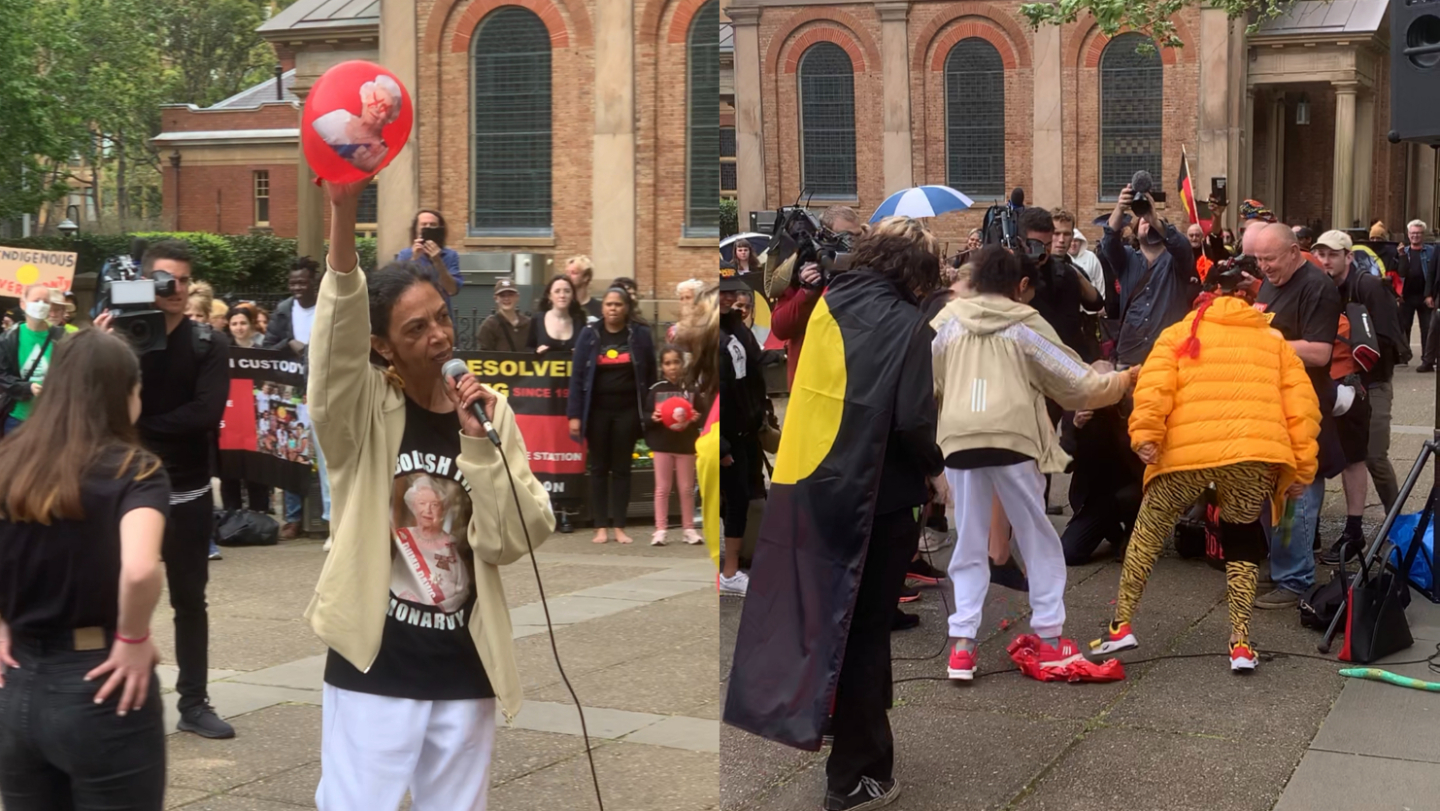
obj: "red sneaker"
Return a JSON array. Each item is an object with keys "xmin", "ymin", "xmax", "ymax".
[
  {"xmin": 1230, "ymin": 641, "xmax": 1258, "ymax": 672},
  {"xmin": 947, "ymin": 642, "xmax": 976, "ymax": 681},
  {"xmin": 1032, "ymin": 637, "xmax": 1083, "ymax": 669},
  {"xmin": 1089, "ymin": 622, "xmax": 1138, "ymax": 656}
]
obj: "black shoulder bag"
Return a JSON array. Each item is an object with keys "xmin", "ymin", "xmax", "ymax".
[{"xmin": 0, "ymin": 329, "xmax": 56, "ymax": 424}]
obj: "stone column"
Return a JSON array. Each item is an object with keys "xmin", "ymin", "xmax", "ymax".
[
  {"xmin": 1226, "ymin": 19, "xmax": 1247, "ymax": 230},
  {"xmin": 592, "ymin": 0, "xmax": 637, "ymax": 274},
  {"xmin": 1353, "ymin": 88, "xmax": 1375, "ymax": 228},
  {"xmin": 1241, "ymin": 86, "xmax": 1254, "ymax": 218},
  {"xmin": 1267, "ymin": 93, "xmax": 1285, "ymax": 217},
  {"xmin": 1197, "ymin": 7, "xmax": 1231, "ymax": 217},
  {"xmin": 1414, "ymin": 144, "xmax": 1438, "ymax": 230},
  {"xmin": 1031, "ymin": 23, "xmax": 1062, "ymax": 208},
  {"xmin": 729, "ymin": 7, "xmax": 765, "ymax": 228},
  {"xmin": 378, "ymin": 0, "xmax": 421, "ymax": 264},
  {"xmin": 876, "ymin": 2, "xmax": 912, "ymax": 195},
  {"xmin": 1332, "ymin": 81, "xmax": 1358, "ymax": 230},
  {"xmin": 291, "ymin": 76, "xmax": 325, "ymax": 264}
]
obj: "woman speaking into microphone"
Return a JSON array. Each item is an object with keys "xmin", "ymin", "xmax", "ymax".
[{"xmin": 306, "ymin": 178, "xmax": 555, "ymax": 810}]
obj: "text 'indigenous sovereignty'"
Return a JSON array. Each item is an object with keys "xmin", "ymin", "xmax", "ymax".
[{"xmin": 454, "ymin": 350, "xmax": 585, "ymax": 498}]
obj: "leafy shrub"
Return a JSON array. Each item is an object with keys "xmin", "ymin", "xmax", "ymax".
[
  {"xmin": 720, "ymin": 198, "xmax": 739, "ymax": 239},
  {"xmin": 228, "ymin": 233, "xmax": 299, "ymax": 290}
]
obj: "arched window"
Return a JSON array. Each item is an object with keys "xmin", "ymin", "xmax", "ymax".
[
  {"xmin": 798, "ymin": 42, "xmax": 856, "ymax": 199},
  {"xmin": 686, "ymin": 0, "xmax": 720, "ymax": 237},
  {"xmin": 1099, "ymin": 32, "xmax": 1163, "ymax": 199},
  {"xmin": 472, "ymin": 7, "xmax": 552, "ymax": 234},
  {"xmin": 944, "ymin": 37, "xmax": 1005, "ymax": 198}
]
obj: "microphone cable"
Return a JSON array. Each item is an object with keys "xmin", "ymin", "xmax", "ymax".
[{"xmin": 496, "ymin": 440, "xmax": 605, "ymax": 810}]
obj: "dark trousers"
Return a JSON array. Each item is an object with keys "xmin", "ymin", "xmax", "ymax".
[
  {"xmin": 719, "ymin": 434, "xmax": 760, "ymax": 538},
  {"xmin": 1062, "ymin": 468, "xmax": 1143, "ymax": 565},
  {"xmin": 826, "ymin": 508, "xmax": 919, "ymax": 794},
  {"xmin": 1398, "ymin": 297, "xmax": 1431, "ymax": 363},
  {"xmin": 586, "ymin": 406, "xmax": 641, "ymax": 528},
  {"xmin": 165, "ymin": 495, "xmax": 213, "ymax": 712},
  {"xmin": 220, "ymin": 479, "xmax": 271, "ymax": 514},
  {"xmin": 0, "ymin": 640, "xmax": 165, "ymax": 810}
]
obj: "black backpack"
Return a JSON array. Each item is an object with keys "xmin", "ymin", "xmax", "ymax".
[
  {"xmin": 1300, "ymin": 568, "xmax": 1356, "ymax": 631},
  {"xmin": 215, "ymin": 509, "xmax": 280, "ymax": 547}
]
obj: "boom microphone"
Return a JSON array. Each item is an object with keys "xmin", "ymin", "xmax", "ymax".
[
  {"xmin": 1131, "ymin": 170, "xmax": 1154, "ymax": 197},
  {"xmin": 129, "ymin": 238, "xmax": 148, "ymax": 271},
  {"xmin": 442, "ymin": 358, "xmax": 502, "ymax": 447},
  {"xmin": 1009, "ymin": 188, "xmax": 1025, "ymax": 209}
]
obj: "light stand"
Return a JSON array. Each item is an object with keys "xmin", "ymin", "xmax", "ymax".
[{"xmin": 1320, "ymin": 368, "xmax": 1440, "ymax": 653}]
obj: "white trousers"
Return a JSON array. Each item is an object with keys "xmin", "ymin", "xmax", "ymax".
[
  {"xmin": 946, "ymin": 463, "xmax": 1068, "ymax": 640},
  {"xmin": 316, "ymin": 683, "xmax": 497, "ymax": 811}
]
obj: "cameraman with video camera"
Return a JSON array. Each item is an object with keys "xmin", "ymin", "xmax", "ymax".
[
  {"xmin": 1021, "ymin": 208, "xmax": 1102, "ymax": 362},
  {"xmin": 1099, "ymin": 178, "xmax": 1198, "ymax": 367},
  {"xmin": 773, "ymin": 206, "xmax": 862, "ymax": 389},
  {"xmin": 95, "ymin": 239, "xmax": 234, "ymax": 739}
]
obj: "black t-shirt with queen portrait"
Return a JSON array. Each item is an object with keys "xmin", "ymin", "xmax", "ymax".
[
  {"xmin": 323, "ymin": 396, "xmax": 493, "ymax": 700},
  {"xmin": 0, "ymin": 448, "xmax": 171, "ymax": 637}
]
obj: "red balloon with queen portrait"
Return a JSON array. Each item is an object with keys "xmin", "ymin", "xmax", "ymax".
[{"xmin": 301, "ymin": 60, "xmax": 413, "ymax": 184}]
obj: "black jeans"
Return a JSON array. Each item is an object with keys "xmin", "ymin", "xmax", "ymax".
[
  {"xmin": 586, "ymin": 406, "xmax": 641, "ymax": 528},
  {"xmin": 220, "ymin": 478, "xmax": 271, "ymax": 514},
  {"xmin": 165, "ymin": 495, "xmax": 213, "ymax": 712},
  {"xmin": 0, "ymin": 639, "xmax": 165, "ymax": 810},
  {"xmin": 1398, "ymin": 296, "xmax": 1431, "ymax": 363},
  {"xmin": 826, "ymin": 508, "xmax": 919, "ymax": 794},
  {"xmin": 719, "ymin": 434, "xmax": 760, "ymax": 538}
]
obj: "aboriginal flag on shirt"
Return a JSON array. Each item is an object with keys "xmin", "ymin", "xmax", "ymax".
[{"xmin": 723, "ymin": 271, "xmax": 923, "ymax": 751}]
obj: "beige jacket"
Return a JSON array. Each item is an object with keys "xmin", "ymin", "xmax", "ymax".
[
  {"xmin": 305, "ymin": 266, "xmax": 555, "ymax": 723},
  {"xmin": 930, "ymin": 294, "xmax": 1130, "ymax": 473}
]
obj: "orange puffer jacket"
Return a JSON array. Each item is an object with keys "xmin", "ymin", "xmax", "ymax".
[{"xmin": 1129, "ymin": 295, "xmax": 1322, "ymax": 508}]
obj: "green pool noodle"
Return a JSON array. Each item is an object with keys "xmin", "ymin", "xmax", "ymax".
[{"xmin": 1338, "ymin": 667, "xmax": 1440, "ymax": 692}]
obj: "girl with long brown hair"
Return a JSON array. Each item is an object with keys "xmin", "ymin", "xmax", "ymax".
[{"xmin": 0, "ymin": 329, "xmax": 169, "ymax": 809}]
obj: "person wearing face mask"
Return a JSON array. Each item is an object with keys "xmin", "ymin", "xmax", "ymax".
[
  {"xmin": 0, "ymin": 286, "xmax": 68, "ymax": 435},
  {"xmin": 1098, "ymin": 183, "xmax": 1200, "ymax": 368},
  {"xmin": 396, "ymin": 210, "xmax": 463, "ymax": 321}
]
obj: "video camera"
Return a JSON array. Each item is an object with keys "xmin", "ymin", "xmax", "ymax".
[
  {"xmin": 1207, "ymin": 253, "xmax": 1258, "ymax": 295},
  {"xmin": 977, "ymin": 187, "xmax": 1054, "ymax": 296},
  {"xmin": 94, "ymin": 238, "xmax": 171, "ymax": 354},
  {"xmin": 761, "ymin": 194, "xmax": 854, "ymax": 300}
]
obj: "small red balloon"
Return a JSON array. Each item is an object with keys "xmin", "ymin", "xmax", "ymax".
[
  {"xmin": 659, "ymin": 396, "xmax": 696, "ymax": 429},
  {"xmin": 301, "ymin": 60, "xmax": 413, "ymax": 184}
]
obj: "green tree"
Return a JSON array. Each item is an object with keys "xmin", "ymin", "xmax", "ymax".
[
  {"xmin": 0, "ymin": 0, "xmax": 84, "ymax": 221},
  {"xmin": 158, "ymin": 0, "xmax": 283, "ymax": 108},
  {"xmin": 1019, "ymin": 0, "xmax": 1292, "ymax": 50}
]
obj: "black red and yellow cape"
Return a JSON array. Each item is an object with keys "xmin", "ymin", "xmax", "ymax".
[{"xmin": 723, "ymin": 271, "xmax": 923, "ymax": 751}]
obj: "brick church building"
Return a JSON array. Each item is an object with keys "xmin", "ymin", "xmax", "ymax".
[
  {"xmin": 727, "ymin": 0, "xmax": 1440, "ymax": 245},
  {"xmin": 157, "ymin": 0, "xmax": 720, "ymax": 311}
]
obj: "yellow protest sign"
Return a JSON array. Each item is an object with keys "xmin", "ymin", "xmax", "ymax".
[{"xmin": 0, "ymin": 246, "xmax": 78, "ymax": 298}]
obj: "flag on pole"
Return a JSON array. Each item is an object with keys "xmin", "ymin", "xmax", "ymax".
[{"xmin": 1177, "ymin": 146, "xmax": 1201, "ymax": 227}]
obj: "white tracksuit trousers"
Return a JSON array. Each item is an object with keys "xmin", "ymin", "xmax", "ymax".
[
  {"xmin": 316, "ymin": 683, "xmax": 497, "ymax": 811},
  {"xmin": 946, "ymin": 462, "xmax": 1068, "ymax": 640}
]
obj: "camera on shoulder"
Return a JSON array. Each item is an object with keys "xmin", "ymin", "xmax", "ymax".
[{"xmin": 95, "ymin": 240, "xmax": 171, "ymax": 354}]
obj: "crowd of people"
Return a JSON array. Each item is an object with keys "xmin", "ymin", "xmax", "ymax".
[{"xmin": 723, "ymin": 192, "xmax": 1436, "ymax": 811}]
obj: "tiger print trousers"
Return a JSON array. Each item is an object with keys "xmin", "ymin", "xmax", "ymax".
[{"xmin": 1115, "ymin": 462, "xmax": 1279, "ymax": 644}]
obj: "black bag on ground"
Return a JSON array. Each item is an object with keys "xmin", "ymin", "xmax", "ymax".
[
  {"xmin": 1339, "ymin": 545, "xmax": 1414, "ymax": 663},
  {"xmin": 216, "ymin": 509, "xmax": 280, "ymax": 547},
  {"xmin": 1300, "ymin": 568, "xmax": 1354, "ymax": 631}
]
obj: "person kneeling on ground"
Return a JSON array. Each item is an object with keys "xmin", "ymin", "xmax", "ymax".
[
  {"xmin": 1091, "ymin": 265, "xmax": 1321, "ymax": 672},
  {"xmin": 930, "ymin": 246, "xmax": 1136, "ymax": 681}
]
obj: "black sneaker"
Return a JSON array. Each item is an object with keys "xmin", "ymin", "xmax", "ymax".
[
  {"xmin": 1319, "ymin": 535, "xmax": 1363, "ymax": 566},
  {"xmin": 891, "ymin": 609, "xmax": 920, "ymax": 631},
  {"xmin": 177, "ymin": 703, "xmax": 236, "ymax": 739},
  {"xmin": 1418, "ymin": 363, "xmax": 1435, "ymax": 373},
  {"xmin": 824, "ymin": 776, "xmax": 900, "ymax": 811},
  {"xmin": 897, "ymin": 585, "xmax": 921, "ymax": 604},
  {"xmin": 906, "ymin": 557, "xmax": 945, "ymax": 585},
  {"xmin": 989, "ymin": 557, "xmax": 1029, "ymax": 592},
  {"xmin": 558, "ymin": 513, "xmax": 574, "ymax": 534}
]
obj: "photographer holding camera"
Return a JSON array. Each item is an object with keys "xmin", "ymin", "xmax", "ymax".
[
  {"xmin": 1099, "ymin": 180, "xmax": 1199, "ymax": 367},
  {"xmin": 1020, "ymin": 208, "xmax": 1102, "ymax": 362},
  {"xmin": 94, "ymin": 239, "xmax": 234, "ymax": 739},
  {"xmin": 772, "ymin": 206, "xmax": 862, "ymax": 389}
]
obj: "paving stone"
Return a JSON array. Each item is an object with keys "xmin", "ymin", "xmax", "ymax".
[
  {"xmin": 529, "ymin": 639, "xmax": 718, "ymax": 715},
  {"xmin": 1272, "ymin": 750, "xmax": 1440, "ymax": 811},
  {"xmin": 1311, "ymin": 660, "xmax": 1440, "ymax": 764},
  {"xmin": 622, "ymin": 715, "xmax": 720, "ymax": 753},
  {"xmin": 489, "ymin": 740, "xmax": 718, "ymax": 811},
  {"xmin": 166, "ymin": 705, "xmax": 322, "ymax": 795},
  {"xmin": 223, "ymin": 655, "xmax": 325, "ymax": 691},
  {"xmin": 512, "ymin": 699, "xmax": 662, "ymax": 739}
]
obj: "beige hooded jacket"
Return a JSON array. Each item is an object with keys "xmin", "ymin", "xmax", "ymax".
[
  {"xmin": 305, "ymin": 265, "xmax": 555, "ymax": 723},
  {"xmin": 930, "ymin": 293, "xmax": 1131, "ymax": 473}
]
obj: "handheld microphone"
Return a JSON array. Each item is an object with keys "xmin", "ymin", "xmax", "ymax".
[{"xmin": 442, "ymin": 358, "xmax": 501, "ymax": 447}]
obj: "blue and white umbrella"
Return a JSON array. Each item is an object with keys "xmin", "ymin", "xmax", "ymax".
[{"xmin": 868, "ymin": 185, "xmax": 975, "ymax": 222}]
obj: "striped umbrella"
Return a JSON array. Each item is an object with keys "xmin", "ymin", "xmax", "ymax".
[{"xmin": 868, "ymin": 185, "xmax": 975, "ymax": 222}]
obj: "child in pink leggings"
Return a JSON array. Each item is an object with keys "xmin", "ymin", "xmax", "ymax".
[{"xmin": 647, "ymin": 347, "xmax": 703, "ymax": 546}]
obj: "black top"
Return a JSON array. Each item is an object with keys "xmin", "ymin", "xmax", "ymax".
[
  {"xmin": 719, "ymin": 310, "xmax": 767, "ymax": 446},
  {"xmin": 324, "ymin": 396, "xmax": 493, "ymax": 701},
  {"xmin": 1030, "ymin": 258, "xmax": 1097, "ymax": 362},
  {"xmin": 592, "ymin": 326, "xmax": 637, "ymax": 411},
  {"xmin": 0, "ymin": 449, "xmax": 171, "ymax": 636},
  {"xmin": 138, "ymin": 319, "xmax": 229, "ymax": 491},
  {"xmin": 527, "ymin": 312, "xmax": 585, "ymax": 353},
  {"xmin": 867, "ymin": 275, "xmax": 942, "ymax": 515},
  {"xmin": 1257, "ymin": 261, "xmax": 1342, "ymax": 405},
  {"xmin": 1339, "ymin": 269, "xmax": 1405, "ymax": 385},
  {"xmin": 944, "ymin": 449, "xmax": 1032, "ymax": 470},
  {"xmin": 582, "ymin": 297, "xmax": 604, "ymax": 321},
  {"xmin": 645, "ymin": 380, "xmax": 700, "ymax": 454}
]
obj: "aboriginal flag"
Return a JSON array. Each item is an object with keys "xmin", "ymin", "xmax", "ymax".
[
  {"xmin": 697, "ymin": 396, "xmax": 721, "ymax": 568},
  {"xmin": 723, "ymin": 271, "xmax": 923, "ymax": 751},
  {"xmin": 1177, "ymin": 146, "xmax": 1202, "ymax": 227}
]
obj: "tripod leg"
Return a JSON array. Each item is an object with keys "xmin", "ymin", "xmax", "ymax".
[{"xmin": 1320, "ymin": 442, "xmax": 1437, "ymax": 654}]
